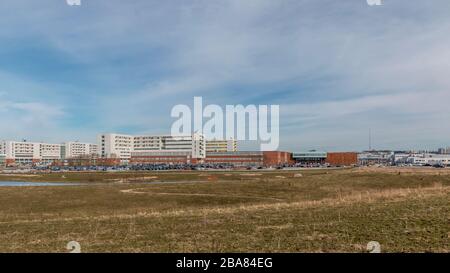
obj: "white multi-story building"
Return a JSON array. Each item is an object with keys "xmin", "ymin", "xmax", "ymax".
[
  {"xmin": 97, "ymin": 134, "xmax": 133, "ymax": 162},
  {"xmin": 99, "ymin": 133, "xmax": 207, "ymax": 162},
  {"xmin": 190, "ymin": 133, "xmax": 206, "ymax": 158},
  {"xmin": 358, "ymin": 150, "xmax": 394, "ymax": 165},
  {"xmin": 62, "ymin": 142, "xmax": 99, "ymax": 159},
  {"xmin": 0, "ymin": 140, "xmax": 61, "ymax": 165},
  {"xmin": 133, "ymin": 135, "xmax": 163, "ymax": 151},
  {"xmin": 206, "ymin": 139, "xmax": 237, "ymax": 153},
  {"xmin": 39, "ymin": 143, "xmax": 61, "ymax": 162},
  {"xmin": 406, "ymin": 154, "xmax": 450, "ymax": 166},
  {"xmin": 0, "ymin": 141, "xmax": 38, "ymax": 165},
  {"xmin": 133, "ymin": 133, "xmax": 206, "ymax": 158}
]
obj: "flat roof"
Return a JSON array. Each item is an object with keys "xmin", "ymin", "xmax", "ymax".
[{"xmin": 292, "ymin": 152, "xmax": 327, "ymax": 158}]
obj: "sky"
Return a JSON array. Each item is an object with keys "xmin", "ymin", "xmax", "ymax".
[{"xmin": 0, "ymin": 0, "xmax": 450, "ymax": 151}]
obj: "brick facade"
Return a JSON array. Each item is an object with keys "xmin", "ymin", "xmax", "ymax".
[
  {"xmin": 263, "ymin": 151, "xmax": 294, "ymax": 167},
  {"xmin": 326, "ymin": 152, "xmax": 358, "ymax": 166}
]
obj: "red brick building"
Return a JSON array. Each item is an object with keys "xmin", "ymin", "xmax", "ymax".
[
  {"xmin": 129, "ymin": 151, "xmax": 294, "ymax": 167},
  {"xmin": 204, "ymin": 151, "xmax": 293, "ymax": 167},
  {"xmin": 130, "ymin": 151, "xmax": 193, "ymax": 165},
  {"xmin": 204, "ymin": 151, "xmax": 264, "ymax": 166},
  {"xmin": 263, "ymin": 151, "xmax": 295, "ymax": 166},
  {"xmin": 326, "ymin": 152, "xmax": 358, "ymax": 166}
]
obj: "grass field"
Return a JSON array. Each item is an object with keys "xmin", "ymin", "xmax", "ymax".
[{"xmin": 0, "ymin": 167, "xmax": 449, "ymax": 253}]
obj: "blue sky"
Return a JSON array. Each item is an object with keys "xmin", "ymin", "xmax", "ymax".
[{"xmin": 1, "ymin": 0, "xmax": 450, "ymax": 151}]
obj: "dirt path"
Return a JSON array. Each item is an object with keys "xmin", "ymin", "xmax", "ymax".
[{"xmin": 120, "ymin": 188, "xmax": 284, "ymax": 201}]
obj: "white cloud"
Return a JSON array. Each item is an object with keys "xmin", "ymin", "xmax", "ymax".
[
  {"xmin": 1, "ymin": 0, "xmax": 450, "ymax": 150},
  {"xmin": 0, "ymin": 99, "xmax": 64, "ymax": 140}
]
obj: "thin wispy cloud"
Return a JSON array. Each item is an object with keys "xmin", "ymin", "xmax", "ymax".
[{"xmin": 0, "ymin": 0, "xmax": 449, "ymax": 150}]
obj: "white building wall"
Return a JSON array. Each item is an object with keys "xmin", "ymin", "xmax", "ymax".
[
  {"xmin": 101, "ymin": 133, "xmax": 207, "ymax": 160},
  {"xmin": 206, "ymin": 139, "xmax": 237, "ymax": 153},
  {"xmin": 133, "ymin": 135, "xmax": 163, "ymax": 151},
  {"xmin": 0, "ymin": 141, "xmax": 61, "ymax": 164},
  {"xmin": 39, "ymin": 143, "xmax": 61, "ymax": 159},
  {"xmin": 406, "ymin": 154, "xmax": 450, "ymax": 165},
  {"xmin": 191, "ymin": 133, "xmax": 206, "ymax": 158},
  {"xmin": 98, "ymin": 134, "xmax": 133, "ymax": 160},
  {"xmin": 63, "ymin": 142, "xmax": 99, "ymax": 158},
  {"xmin": 89, "ymin": 144, "xmax": 99, "ymax": 155}
]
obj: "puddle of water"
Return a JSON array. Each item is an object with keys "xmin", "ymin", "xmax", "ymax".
[{"xmin": 0, "ymin": 181, "xmax": 81, "ymax": 187}]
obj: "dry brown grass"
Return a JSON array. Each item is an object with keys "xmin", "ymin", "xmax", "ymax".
[{"xmin": 0, "ymin": 168, "xmax": 449, "ymax": 253}]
